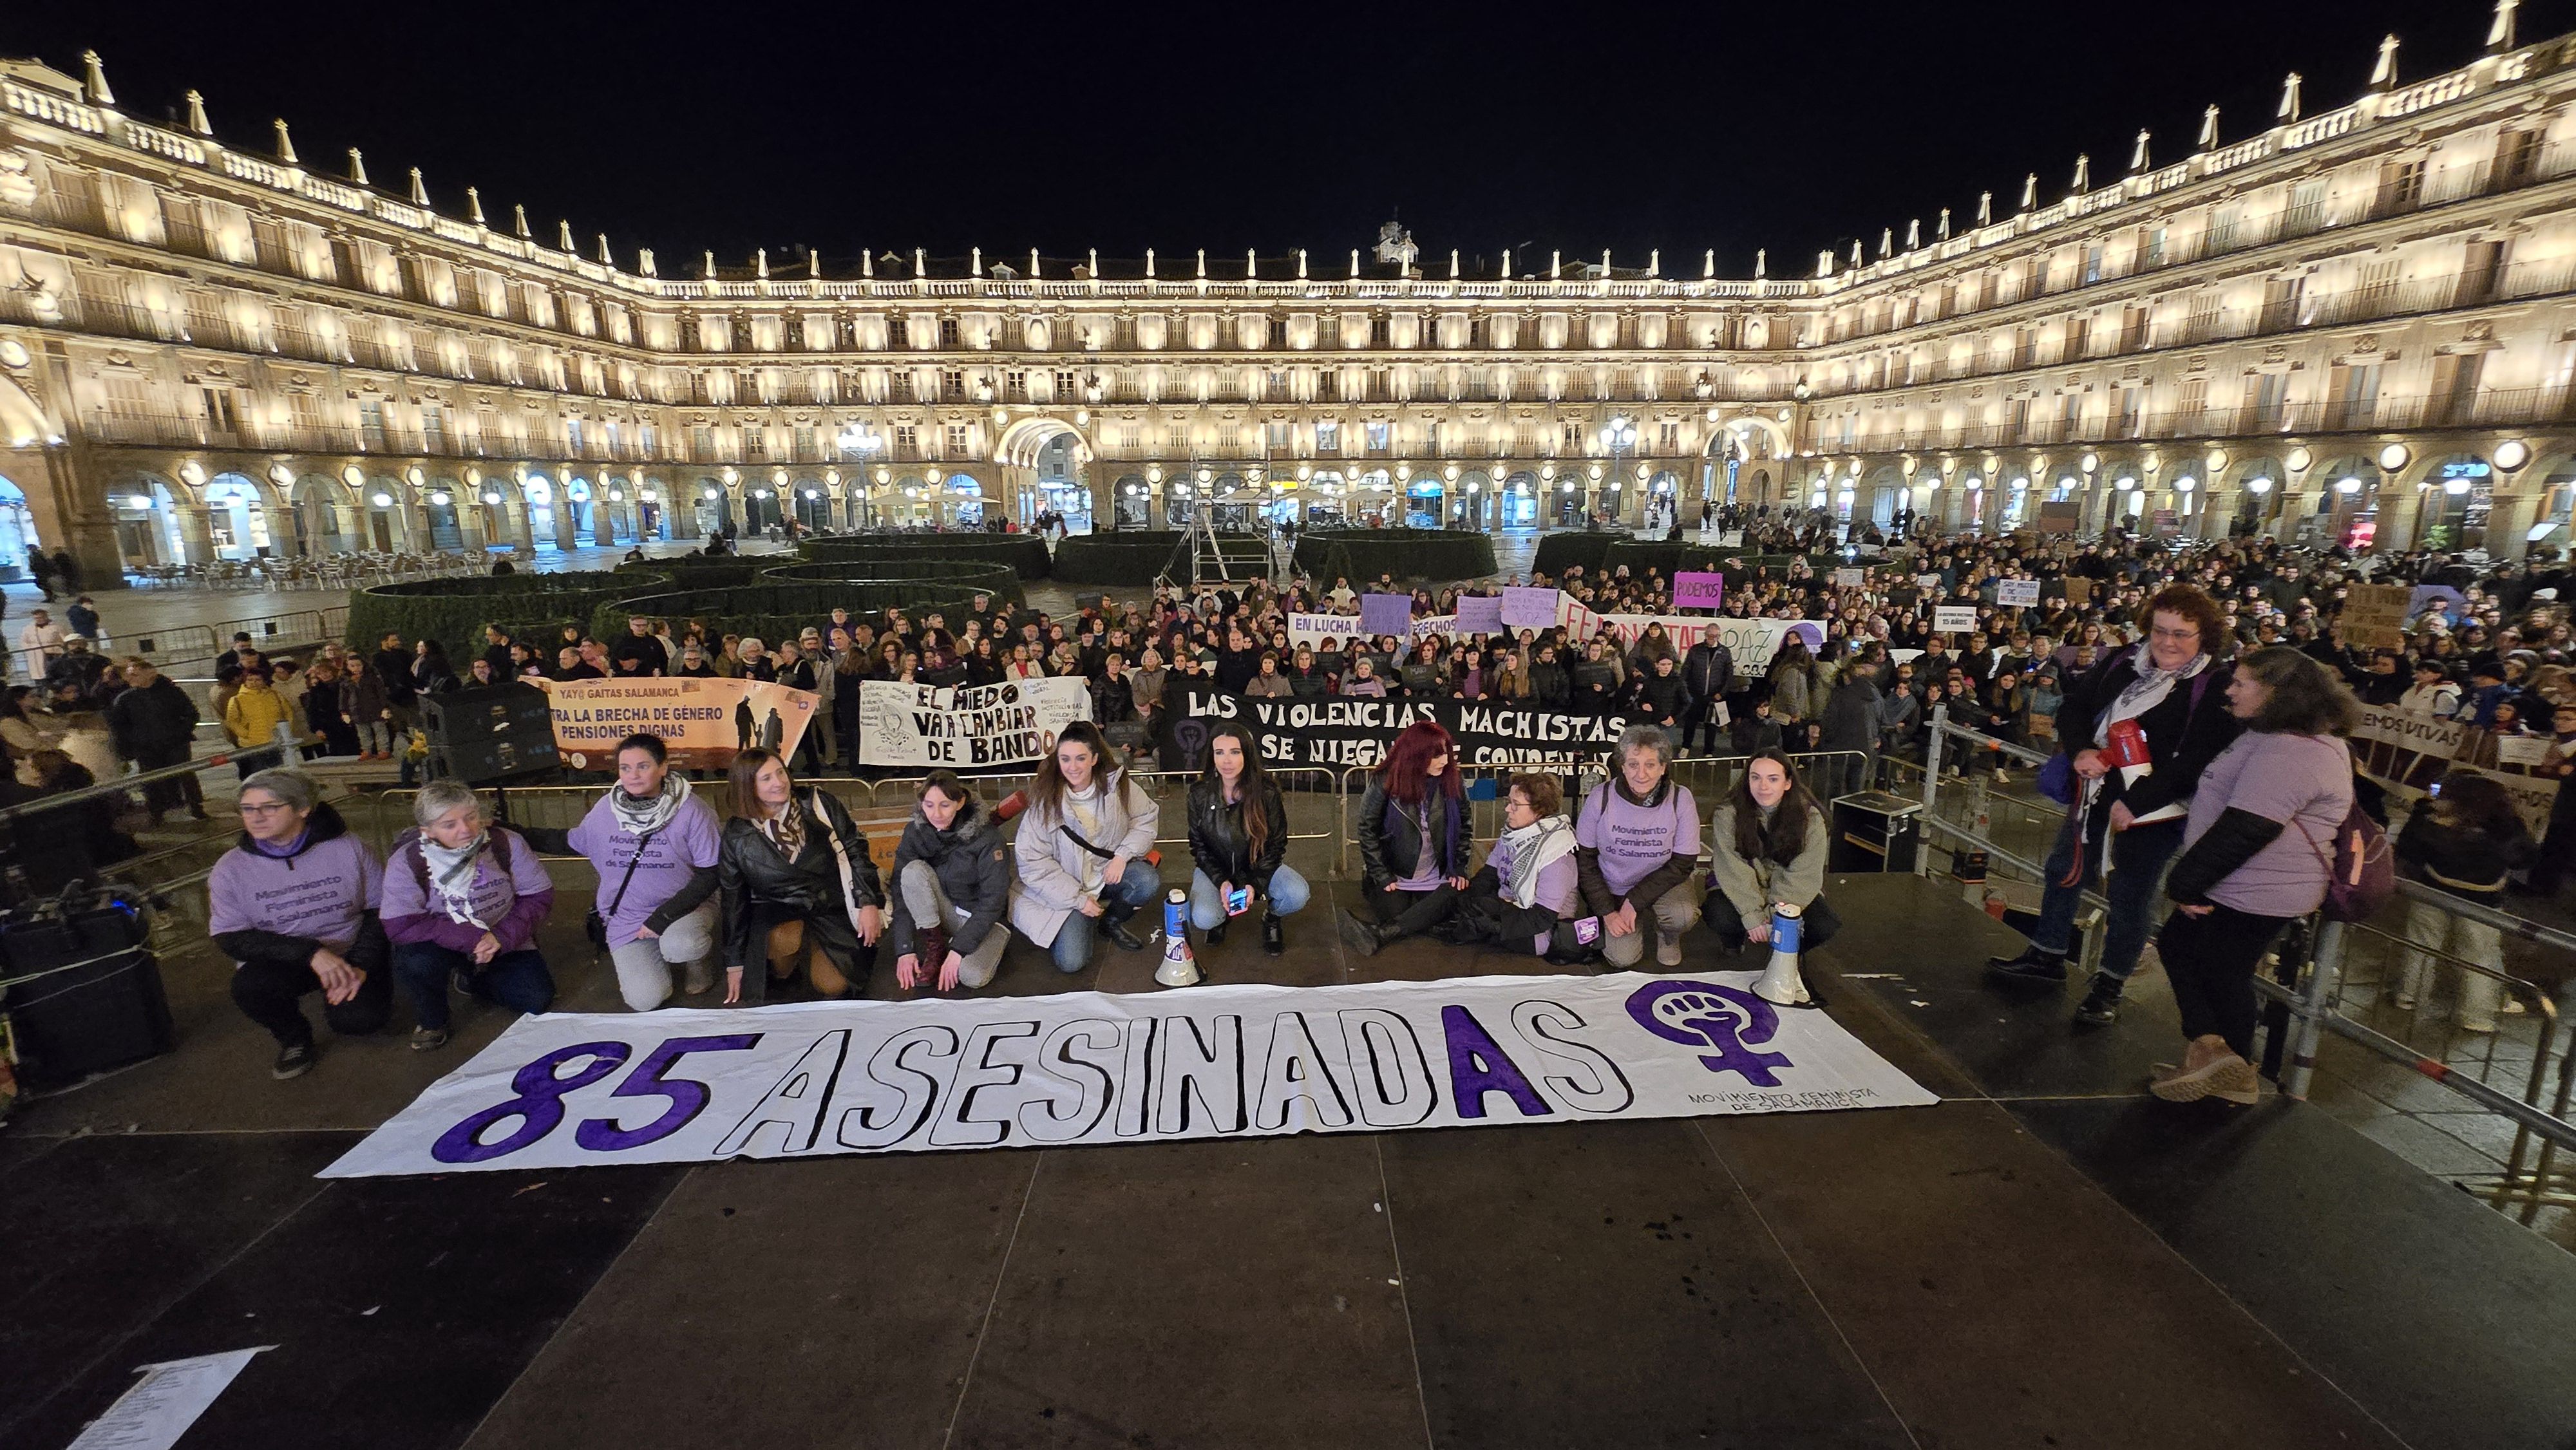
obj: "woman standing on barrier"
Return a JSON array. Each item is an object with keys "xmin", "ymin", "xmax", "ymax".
[
  {"xmin": 1988, "ymin": 585, "xmax": 2241, "ymax": 1029},
  {"xmin": 2391, "ymin": 769, "xmax": 2532, "ymax": 1033},
  {"xmin": 511, "ymin": 733, "xmax": 723, "ymax": 1012},
  {"xmin": 1187, "ymin": 720, "xmax": 1309, "ymax": 957},
  {"xmin": 381, "ymin": 779, "xmax": 557, "ymax": 1051},
  {"xmin": 1010, "ymin": 721, "xmax": 1163, "ymax": 974},
  {"xmin": 209, "ymin": 767, "xmax": 390, "ymax": 1080},
  {"xmin": 2149, "ymin": 647, "xmax": 2358, "ymax": 1104},
  {"xmin": 889, "ymin": 771, "xmax": 1013, "ymax": 992},
  {"xmin": 1705, "ymin": 750, "xmax": 1837, "ymax": 1002},
  {"xmin": 716, "ymin": 747, "xmax": 884, "ymax": 1003},
  {"xmin": 1339, "ymin": 719, "xmax": 1469, "ymax": 957}
]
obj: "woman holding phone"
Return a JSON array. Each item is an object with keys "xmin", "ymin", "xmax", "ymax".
[{"xmin": 1186, "ymin": 720, "xmax": 1309, "ymax": 956}]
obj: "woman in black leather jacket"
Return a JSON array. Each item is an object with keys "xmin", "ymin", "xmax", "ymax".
[
  {"xmin": 716, "ymin": 747, "xmax": 884, "ymax": 1003},
  {"xmin": 1337, "ymin": 719, "xmax": 1468, "ymax": 957},
  {"xmin": 1186, "ymin": 721, "xmax": 1308, "ymax": 956}
]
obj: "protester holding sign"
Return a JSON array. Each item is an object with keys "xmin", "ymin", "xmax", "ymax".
[
  {"xmin": 1010, "ymin": 721, "xmax": 1164, "ymax": 973},
  {"xmin": 1340, "ymin": 720, "xmax": 1470, "ymax": 956},
  {"xmin": 717, "ymin": 748, "xmax": 885, "ymax": 1004},
  {"xmin": 1989, "ymin": 585, "xmax": 2240, "ymax": 1029},
  {"xmin": 382, "ymin": 780, "xmax": 558, "ymax": 1052},
  {"xmin": 1577, "ymin": 724, "xmax": 1703, "ymax": 968},
  {"xmin": 510, "ymin": 733, "xmax": 722, "ymax": 1012},
  {"xmin": 888, "ymin": 771, "xmax": 1013, "ymax": 993},
  {"xmin": 210, "ymin": 768, "xmax": 391, "ymax": 1080},
  {"xmin": 1186, "ymin": 721, "xmax": 1308, "ymax": 956}
]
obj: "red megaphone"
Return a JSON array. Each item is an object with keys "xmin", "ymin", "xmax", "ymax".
[{"xmin": 2103, "ymin": 717, "xmax": 2152, "ymax": 781}]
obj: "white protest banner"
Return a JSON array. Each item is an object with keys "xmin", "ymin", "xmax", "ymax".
[
  {"xmin": 2494, "ymin": 771, "xmax": 2562, "ymax": 835},
  {"xmin": 1832, "ymin": 567, "xmax": 1865, "ymax": 588},
  {"xmin": 855, "ymin": 677, "xmax": 1092, "ymax": 768},
  {"xmin": 1411, "ymin": 613, "xmax": 1460, "ymax": 641},
  {"xmin": 1593, "ymin": 616, "xmax": 1824, "ymax": 665},
  {"xmin": 66, "ymin": 1347, "xmax": 274, "ymax": 1450},
  {"xmin": 1933, "ymin": 605, "xmax": 1978, "ymax": 634},
  {"xmin": 1915, "ymin": 573, "xmax": 1943, "ymax": 589},
  {"xmin": 1997, "ymin": 579, "xmax": 2041, "ymax": 607},
  {"xmin": 1287, "ymin": 612, "xmax": 1364, "ymax": 650},
  {"xmin": 542, "ymin": 677, "xmax": 815, "ymax": 771},
  {"xmin": 2352, "ymin": 704, "xmax": 2469, "ymax": 759},
  {"xmin": 318, "ymin": 970, "xmax": 1937, "ymax": 1178},
  {"xmin": 2496, "ymin": 733, "xmax": 2554, "ymax": 769}
]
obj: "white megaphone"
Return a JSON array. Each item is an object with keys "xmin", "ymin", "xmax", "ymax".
[
  {"xmin": 1154, "ymin": 887, "xmax": 1202, "ymax": 988},
  {"xmin": 1754, "ymin": 902, "xmax": 1812, "ymax": 1007}
]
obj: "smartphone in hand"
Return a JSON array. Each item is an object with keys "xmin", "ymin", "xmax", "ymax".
[{"xmin": 1225, "ymin": 885, "xmax": 1253, "ymax": 917}]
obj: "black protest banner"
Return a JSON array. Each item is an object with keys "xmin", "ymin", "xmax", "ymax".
[{"xmin": 1156, "ymin": 687, "xmax": 1627, "ymax": 773}]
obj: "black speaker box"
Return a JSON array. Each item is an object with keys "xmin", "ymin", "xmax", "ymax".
[
  {"xmin": 2, "ymin": 903, "xmax": 171, "ymax": 1091},
  {"xmin": 422, "ymin": 683, "xmax": 560, "ymax": 785}
]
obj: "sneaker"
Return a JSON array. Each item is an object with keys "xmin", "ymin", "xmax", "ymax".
[
  {"xmin": 1655, "ymin": 936, "xmax": 1683, "ymax": 968},
  {"xmin": 1985, "ymin": 945, "xmax": 2067, "ymax": 985},
  {"xmin": 2149, "ymin": 1036, "xmax": 2257, "ymax": 1104},
  {"xmin": 1262, "ymin": 912, "xmax": 1285, "ymax": 956},
  {"xmin": 411, "ymin": 1026, "xmax": 451, "ymax": 1051},
  {"xmin": 2387, "ymin": 991, "xmax": 2418, "ymax": 1011},
  {"xmin": 2459, "ymin": 1018, "xmax": 2497, "ymax": 1035},
  {"xmin": 272, "ymin": 1041, "xmax": 316, "ymax": 1080}
]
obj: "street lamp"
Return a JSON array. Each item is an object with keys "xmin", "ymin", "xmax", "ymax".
[{"xmin": 1598, "ymin": 414, "xmax": 1637, "ymax": 526}]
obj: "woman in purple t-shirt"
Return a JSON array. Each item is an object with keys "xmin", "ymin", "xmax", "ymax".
[
  {"xmin": 514, "ymin": 733, "xmax": 723, "ymax": 1012},
  {"xmin": 2152, "ymin": 648, "xmax": 2359, "ymax": 1105},
  {"xmin": 383, "ymin": 779, "xmax": 558, "ymax": 1051}
]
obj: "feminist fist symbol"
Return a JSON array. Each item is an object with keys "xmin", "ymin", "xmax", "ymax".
[{"xmin": 1625, "ymin": 981, "xmax": 1793, "ymax": 1087}]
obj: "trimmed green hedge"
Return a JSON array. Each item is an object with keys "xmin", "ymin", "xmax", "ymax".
[
  {"xmin": 613, "ymin": 554, "xmax": 772, "ymax": 588},
  {"xmin": 1292, "ymin": 528, "xmax": 1496, "ymax": 587},
  {"xmin": 596, "ymin": 580, "xmax": 1005, "ymax": 648},
  {"xmin": 755, "ymin": 559, "xmax": 1027, "ymax": 611},
  {"xmin": 346, "ymin": 571, "xmax": 666, "ymax": 664},
  {"xmin": 1050, "ymin": 531, "xmax": 1188, "ymax": 587},
  {"xmin": 1529, "ymin": 530, "xmax": 1622, "ymax": 579},
  {"xmin": 797, "ymin": 532, "xmax": 1053, "ymax": 580}
]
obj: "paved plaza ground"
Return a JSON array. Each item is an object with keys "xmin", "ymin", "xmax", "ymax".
[{"xmin": 3, "ymin": 539, "xmax": 2575, "ymax": 1448}]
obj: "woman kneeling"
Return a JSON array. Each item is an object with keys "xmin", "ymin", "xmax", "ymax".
[
  {"xmin": 1339, "ymin": 720, "xmax": 1469, "ymax": 957},
  {"xmin": 1010, "ymin": 722, "xmax": 1164, "ymax": 974},
  {"xmin": 889, "ymin": 771, "xmax": 1012, "ymax": 992},
  {"xmin": 1187, "ymin": 722, "xmax": 1311, "ymax": 956},
  {"xmin": 1449, "ymin": 773, "xmax": 1585, "ymax": 958},
  {"xmin": 1705, "ymin": 749, "xmax": 1840, "ymax": 1003},
  {"xmin": 383, "ymin": 779, "xmax": 557, "ymax": 1051},
  {"xmin": 717, "ymin": 748, "xmax": 885, "ymax": 1003}
]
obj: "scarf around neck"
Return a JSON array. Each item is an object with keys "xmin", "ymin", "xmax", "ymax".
[
  {"xmin": 1500, "ymin": 814, "xmax": 1575, "ymax": 909},
  {"xmin": 419, "ymin": 832, "xmax": 493, "ymax": 928},
  {"xmin": 2094, "ymin": 642, "xmax": 2209, "ymax": 748},
  {"xmin": 609, "ymin": 770, "xmax": 691, "ymax": 838}
]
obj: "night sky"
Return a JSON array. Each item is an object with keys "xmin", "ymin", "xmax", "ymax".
[{"xmin": 6, "ymin": 0, "xmax": 2555, "ymax": 278}]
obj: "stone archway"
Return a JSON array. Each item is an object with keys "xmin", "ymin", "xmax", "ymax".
[{"xmin": 993, "ymin": 415, "xmax": 1094, "ymax": 529}]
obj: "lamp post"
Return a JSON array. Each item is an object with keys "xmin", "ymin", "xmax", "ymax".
[{"xmin": 1598, "ymin": 414, "xmax": 1637, "ymax": 528}]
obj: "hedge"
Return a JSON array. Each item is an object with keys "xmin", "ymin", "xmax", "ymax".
[
  {"xmin": 754, "ymin": 558, "xmax": 1027, "ymax": 611},
  {"xmin": 1049, "ymin": 530, "xmax": 1267, "ymax": 587},
  {"xmin": 596, "ymin": 581, "xmax": 1007, "ymax": 648},
  {"xmin": 346, "ymin": 571, "xmax": 666, "ymax": 665},
  {"xmin": 796, "ymin": 532, "xmax": 1053, "ymax": 580},
  {"xmin": 612, "ymin": 554, "xmax": 772, "ymax": 589},
  {"xmin": 1292, "ymin": 528, "xmax": 1497, "ymax": 587},
  {"xmin": 1528, "ymin": 530, "xmax": 1623, "ymax": 579}
]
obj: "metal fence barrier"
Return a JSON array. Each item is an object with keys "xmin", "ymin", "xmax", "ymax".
[{"xmin": 1917, "ymin": 705, "xmax": 2576, "ymax": 1225}]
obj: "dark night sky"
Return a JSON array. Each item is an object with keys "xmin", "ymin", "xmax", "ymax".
[{"xmin": 6, "ymin": 1, "xmax": 2557, "ymax": 276}]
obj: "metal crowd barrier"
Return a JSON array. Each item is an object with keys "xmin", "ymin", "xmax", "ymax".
[{"xmin": 1917, "ymin": 705, "xmax": 2576, "ymax": 1225}]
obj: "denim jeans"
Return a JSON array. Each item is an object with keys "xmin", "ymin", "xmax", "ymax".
[
  {"xmin": 1050, "ymin": 863, "xmax": 1166, "ymax": 974},
  {"xmin": 392, "ymin": 941, "xmax": 556, "ymax": 1031},
  {"xmin": 1189, "ymin": 866, "xmax": 1311, "ymax": 930},
  {"xmin": 2031, "ymin": 807, "xmax": 2186, "ymax": 983}
]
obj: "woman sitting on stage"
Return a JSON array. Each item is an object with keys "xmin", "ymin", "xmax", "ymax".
[
  {"xmin": 1705, "ymin": 749, "xmax": 1838, "ymax": 1004},
  {"xmin": 1010, "ymin": 721, "xmax": 1164, "ymax": 974},
  {"xmin": 1338, "ymin": 719, "xmax": 1469, "ymax": 957},
  {"xmin": 1444, "ymin": 772, "xmax": 1586, "ymax": 959},
  {"xmin": 716, "ymin": 747, "xmax": 884, "ymax": 1003},
  {"xmin": 1186, "ymin": 720, "xmax": 1310, "ymax": 955},
  {"xmin": 381, "ymin": 779, "xmax": 557, "ymax": 1051},
  {"xmin": 512, "ymin": 732, "xmax": 722, "ymax": 1012},
  {"xmin": 888, "ymin": 771, "xmax": 1013, "ymax": 992}
]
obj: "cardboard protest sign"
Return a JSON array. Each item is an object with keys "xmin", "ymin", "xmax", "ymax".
[{"xmin": 2341, "ymin": 583, "xmax": 2413, "ymax": 652}]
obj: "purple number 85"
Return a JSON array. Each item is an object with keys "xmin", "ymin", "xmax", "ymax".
[{"xmin": 430, "ymin": 1034, "xmax": 761, "ymax": 1165}]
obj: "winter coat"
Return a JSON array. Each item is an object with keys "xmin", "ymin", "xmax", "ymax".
[
  {"xmin": 108, "ymin": 676, "xmax": 198, "ymax": 759},
  {"xmin": 1355, "ymin": 776, "xmax": 1466, "ymax": 893},
  {"xmin": 886, "ymin": 796, "xmax": 1011, "ymax": 962},
  {"xmin": 1009, "ymin": 771, "xmax": 1159, "ymax": 948},
  {"xmin": 1188, "ymin": 773, "xmax": 1289, "ymax": 891},
  {"xmin": 223, "ymin": 683, "xmax": 293, "ymax": 748},
  {"xmin": 717, "ymin": 788, "xmax": 886, "ymax": 970},
  {"xmin": 1707, "ymin": 800, "xmax": 1829, "ymax": 936},
  {"xmin": 2052, "ymin": 646, "xmax": 2242, "ymax": 820}
]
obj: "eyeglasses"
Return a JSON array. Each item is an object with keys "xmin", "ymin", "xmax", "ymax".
[
  {"xmin": 239, "ymin": 802, "xmax": 294, "ymax": 816},
  {"xmin": 2150, "ymin": 625, "xmax": 2201, "ymax": 642}
]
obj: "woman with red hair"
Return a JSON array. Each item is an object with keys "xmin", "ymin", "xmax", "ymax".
[{"xmin": 1338, "ymin": 720, "xmax": 1470, "ymax": 956}]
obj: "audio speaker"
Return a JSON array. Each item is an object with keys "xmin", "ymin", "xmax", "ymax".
[{"xmin": 421, "ymin": 683, "xmax": 560, "ymax": 785}]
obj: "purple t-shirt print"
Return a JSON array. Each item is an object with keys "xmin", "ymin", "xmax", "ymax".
[
  {"xmin": 1575, "ymin": 782, "xmax": 1701, "ymax": 897},
  {"xmin": 567, "ymin": 795, "xmax": 723, "ymax": 946},
  {"xmin": 207, "ymin": 834, "xmax": 384, "ymax": 955}
]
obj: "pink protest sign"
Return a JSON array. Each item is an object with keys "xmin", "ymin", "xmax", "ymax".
[{"xmin": 1672, "ymin": 572, "xmax": 1725, "ymax": 610}]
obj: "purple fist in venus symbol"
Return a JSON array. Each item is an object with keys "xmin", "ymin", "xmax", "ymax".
[{"xmin": 1624, "ymin": 981, "xmax": 1792, "ymax": 1087}]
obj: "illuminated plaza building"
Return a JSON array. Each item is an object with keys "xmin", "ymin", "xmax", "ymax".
[{"xmin": 0, "ymin": 3, "xmax": 2571, "ymax": 584}]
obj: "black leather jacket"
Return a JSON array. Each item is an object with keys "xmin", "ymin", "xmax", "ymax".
[
  {"xmin": 1356, "ymin": 777, "xmax": 1466, "ymax": 892},
  {"xmin": 1188, "ymin": 775, "xmax": 1289, "ymax": 890},
  {"xmin": 717, "ymin": 789, "xmax": 885, "ymax": 968}
]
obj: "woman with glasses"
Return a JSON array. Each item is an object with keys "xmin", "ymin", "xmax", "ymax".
[{"xmin": 210, "ymin": 768, "xmax": 390, "ymax": 1080}]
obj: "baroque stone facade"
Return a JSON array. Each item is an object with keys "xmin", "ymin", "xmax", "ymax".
[{"xmin": 0, "ymin": 8, "xmax": 2571, "ymax": 584}]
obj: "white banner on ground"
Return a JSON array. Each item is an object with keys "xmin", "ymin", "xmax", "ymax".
[
  {"xmin": 1286, "ymin": 612, "xmax": 1365, "ymax": 650},
  {"xmin": 318, "ymin": 971, "xmax": 1937, "ymax": 1177},
  {"xmin": 855, "ymin": 677, "xmax": 1092, "ymax": 767}
]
